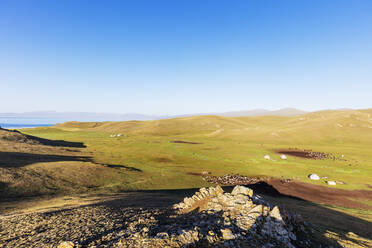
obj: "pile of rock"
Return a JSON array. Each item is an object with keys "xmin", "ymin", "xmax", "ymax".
[
  {"xmin": 202, "ymin": 174, "xmax": 261, "ymax": 186},
  {"xmin": 110, "ymin": 186, "xmax": 317, "ymax": 248}
]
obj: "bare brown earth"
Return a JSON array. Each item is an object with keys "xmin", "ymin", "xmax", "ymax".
[
  {"xmin": 267, "ymin": 179, "xmax": 372, "ymax": 210},
  {"xmin": 153, "ymin": 157, "xmax": 174, "ymax": 163},
  {"xmin": 200, "ymin": 173, "xmax": 372, "ymax": 211}
]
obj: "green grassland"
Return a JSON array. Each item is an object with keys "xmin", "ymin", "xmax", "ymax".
[
  {"xmin": 1, "ymin": 109, "xmax": 371, "ymax": 246},
  {"xmin": 21, "ymin": 109, "xmax": 372, "ymax": 192}
]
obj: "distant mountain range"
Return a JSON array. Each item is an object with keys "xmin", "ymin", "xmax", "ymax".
[
  {"xmin": 209, "ymin": 108, "xmax": 308, "ymax": 117},
  {"xmin": 0, "ymin": 108, "xmax": 308, "ymax": 122},
  {"xmin": 0, "ymin": 111, "xmax": 155, "ymax": 122}
]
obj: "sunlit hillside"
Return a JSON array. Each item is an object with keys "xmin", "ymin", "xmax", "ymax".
[{"xmin": 20, "ymin": 109, "xmax": 372, "ymax": 193}]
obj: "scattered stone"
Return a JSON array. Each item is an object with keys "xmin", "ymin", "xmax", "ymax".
[
  {"xmin": 326, "ymin": 181, "xmax": 336, "ymax": 186},
  {"xmin": 280, "ymin": 178, "xmax": 292, "ymax": 183},
  {"xmin": 57, "ymin": 241, "xmax": 76, "ymax": 248},
  {"xmin": 1, "ymin": 186, "xmax": 332, "ymax": 248},
  {"xmin": 221, "ymin": 228, "xmax": 235, "ymax": 240},
  {"xmin": 269, "ymin": 206, "xmax": 283, "ymax": 221},
  {"xmin": 308, "ymin": 174, "xmax": 320, "ymax": 180}
]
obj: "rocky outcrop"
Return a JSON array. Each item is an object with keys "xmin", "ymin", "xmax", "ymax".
[{"xmin": 110, "ymin": 186, "xmax": 316, "ymax": 248}]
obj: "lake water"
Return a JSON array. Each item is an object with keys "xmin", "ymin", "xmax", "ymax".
[
  {"xmin": 0, "ymin": 118, "xmax": 68, "ymax": 129},
  {"xmin": 0, "ymin": 123, "xmax": 54, "ymax": 129},
  {"xmin": 0, "ymin": 117, "xmax": 113, "ymax": 129}
]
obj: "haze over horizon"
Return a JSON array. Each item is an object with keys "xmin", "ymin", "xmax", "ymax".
[{"xmin": 1, "ymin": 0, "xmax": 371, "ymax": 115}]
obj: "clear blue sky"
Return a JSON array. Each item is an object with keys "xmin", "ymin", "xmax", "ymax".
[{"xmin": 0, "ymin": 0, "xmax": 371, "ymax": 115}]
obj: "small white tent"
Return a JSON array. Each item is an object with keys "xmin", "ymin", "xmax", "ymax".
[{"xmin": 308, "ymin": 174, "xmax": 320, "ymax": 180}]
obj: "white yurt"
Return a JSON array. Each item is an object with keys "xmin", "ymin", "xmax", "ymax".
[{"xmin": 308, "ymin": 174, "xmax": 320, "ymax": 180}]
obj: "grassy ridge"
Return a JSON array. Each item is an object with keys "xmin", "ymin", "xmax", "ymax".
[
  {"xmin": 22, "ymin": 109, "xmax": 372, "ymax": 192},
  {"xmin": 2, "ymin": 109, "xmax": 371, "ymax": 246}
]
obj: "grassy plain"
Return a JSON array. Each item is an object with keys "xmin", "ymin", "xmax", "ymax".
[
  {"xmin": 21, "ymin": 109, "xmax": 372, "ymax": 193},
  {"xmin": 1, "ymin": 109, "xmax": 372, "ymax": 246}
]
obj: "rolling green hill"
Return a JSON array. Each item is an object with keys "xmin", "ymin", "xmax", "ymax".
[
  {"xmin": 1, "ymin": 109, "xmax": 371, "ymax": 202},
  {"xmin": 19, "ymin": 108, "xmax": 372, "ymax": 192},
  {"xmin": 1, "ymin": 109, "xmax": 372, "ymax": 246}
]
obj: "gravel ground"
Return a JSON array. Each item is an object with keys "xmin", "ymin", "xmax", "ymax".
[
  {"xmin": 1, "ymin": 204, "xmax": 146, "ymax": 247},
  {"xmin": 0, "ymin": 193, "xmax": 182, "ymax": 248},
  {"xmin": 1, "ymin": 187, "xmax": 371, "ymax": 248}
]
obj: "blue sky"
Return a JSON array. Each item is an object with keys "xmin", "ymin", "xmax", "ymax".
[{"xmin": 0, "ymin": 0, "xmax": 371, "ymax": 115}]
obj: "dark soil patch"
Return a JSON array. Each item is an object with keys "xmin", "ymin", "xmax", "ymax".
[
  {"xmin": 187, "ymin": 171, "xmax": 211, "ymax": 176},
  {"xmin": 171, "ymin": 140, "xmax": 202, "ymax": 145},
  {"xmin": 187, "ymin": 172, "xmax": 204, "ymax": 176},
  {"xmin": 153, "ymin": 157, "xmax": 174, "ymax": 163},
  {"xmin": 202, "ymin": 173, "xmax": 372, "ymax": 210},
  {"xmin": 277, "ymin": 148, "xmax": 330, "ymax": 159},
  {"xmin": 266, "ymin": 178, "xmax": 372, "ymax": 210}
]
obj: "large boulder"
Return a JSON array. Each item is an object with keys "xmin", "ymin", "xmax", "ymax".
[{"xmin": 231, "ymin": 185, "xmax": 253, "ymax": 197}]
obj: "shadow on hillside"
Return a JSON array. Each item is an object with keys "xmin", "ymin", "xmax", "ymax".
[
  {"xmin": 24, "ymin": 133, "xmax": 86, "ymax": 148},
  {"xmin": 0, "ymin": 152, "xmax": 142, "ymax": 172},
  {"xmin": 98, "ymin": 163, "xmax": 142, "ymax": 172},
  {"xmin": 1, "ymin": 128, "xmax": 86, "ymax": 148},
  {"xmin": 0, "ymin": 151, "xmax": 89, "ymax": 168},
  {"xmin": 89, "ymin": 185, "xmax": 371, "ymax": 247}
]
